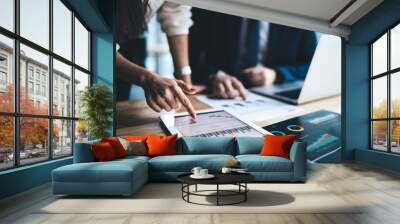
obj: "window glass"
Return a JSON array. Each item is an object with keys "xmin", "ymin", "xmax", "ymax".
[
  {"xmin": 0, "ymin": 34, "xmax": 13, "ymax": 112},
  {"xmin": 391, "ymin": 120, "xmax": 400, "ymax": 153},
  {"xmin": 74, "ymin": 18, "xmax": 89, "ymax": 70},
  {"xmin": 0, "ymin": 0, "xmax": 14, "ymax": 31},
  {"xmin": 19, "ymin": 117, "xmax": 49, "ymax": 165},
  {"xmin": 391, "ymin": 24, "xmax": 400, "ymax": 70},
  {"xmin": 75, "ymin": 120, "xmax": 88, "ymax": 143},
  {"xmin": 74, "ymin": 69, "xmax": 89, "ymax": 118},
  {"xmin": 20, "ymin": 0, "xmax": 49, "ymax": 49},
  {"xmin": 53, "ymin": 119, "xmax": 72, "ymax": 157},
  {"xmin": 53, "ymin": 59, "xmax": 72, "ymax": 117},
  {"xmin": 372, "ymin": 34, "xmax": 387, "ymax": 76},
  {"xmin": 53, "ymin": 0, "xmax": 72, "ymax": 60},
  {"xmin": 0, "ymin": 0, "xmax": 92, "ymax": 169},
  {"xmin": 0, "ymin": 116, "xmax": 13, "ymax": 170},
  {"xmin": 391, "ymin": 72, "xmax": 400, "ymax": 118},
  {"xmin": 372, "ymin": 121, "xmax": 388, "ymax": 151},
  {"xmin": 20, "ymin": 44, "xmax": 49, "ymax": 115},
  {"xmin": 372, "ymin": 76, "xmax": 387, "ymax": 119}
]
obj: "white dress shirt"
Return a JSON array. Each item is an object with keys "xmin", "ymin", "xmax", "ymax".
[{"xmin": 148, "ymin": 0, "xmax": 193, "ymax": 36}]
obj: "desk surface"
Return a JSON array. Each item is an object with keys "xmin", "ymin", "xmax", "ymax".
[{"xmin": 116, "ymin": 95, "xmax": 341, "ymax": 136}]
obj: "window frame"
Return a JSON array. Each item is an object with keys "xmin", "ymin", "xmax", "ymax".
[
  {"xmin": 0, "ymin": 0, "xmax": 92, "ymax": 171},
  {"xmin": 370, "ymin": 20, "xmax": 400, "ymax": 154}
]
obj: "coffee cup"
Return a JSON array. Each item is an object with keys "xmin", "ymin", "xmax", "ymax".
[
  {"xmin": 221, "ymin": 167, "xmax": 232, "ymax": 174},
  {"xmin": 199, "ymin": 169, "xmax": 208, "ymax": 176},
  {"xmin": 191, "ymin": 167, "xmax": 202, "ymax": 176}
]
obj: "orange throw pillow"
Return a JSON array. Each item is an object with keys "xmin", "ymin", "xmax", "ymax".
[
  {"xmin": 146, "ymin": 135, "xmax": 178, "ymax": 157},
  {"xmin": 123, "ymin": 135, "xmax": 148, "ymax": 141},
  {"xmin": 259, "ymin": 135, "xmax": 296, "ymax": 159},
  {"xmin": 91, "ymin": 142, "xmax": 118, "ymax": 162},
  {"xmin": 101, "ymin": 137, "xmax": 126, "ymax": 158}
]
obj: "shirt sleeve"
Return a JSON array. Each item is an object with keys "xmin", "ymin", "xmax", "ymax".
[{"xmin": 157, "ymin": 1, "xmax": 193, "ymax": 36}]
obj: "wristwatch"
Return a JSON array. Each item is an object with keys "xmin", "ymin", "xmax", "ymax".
[{"xmin": 174, "ymin": 66, "xmax": 192, "ymax": 77}]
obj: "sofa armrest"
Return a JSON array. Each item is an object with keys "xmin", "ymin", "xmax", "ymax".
[
  {"xmin": 289, "ymin": 141, "xmax": 307, "ymax": 181},
  {"xmin": 73, "ymin": 140, "xmax": 100, "ymax": 163}
]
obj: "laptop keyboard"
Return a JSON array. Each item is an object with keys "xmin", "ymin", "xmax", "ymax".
[{"xmin": 275, "ymin": 89, "xmax": 301, "ymax": 99}]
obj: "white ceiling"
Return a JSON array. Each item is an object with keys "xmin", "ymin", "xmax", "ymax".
[
  {"xmin": 226, "ymin": 0, "xmax": 352, "ymax": 21},
  {"xmin": 169, "ymin": 0, "xmax": 384, "ymax": 37}
]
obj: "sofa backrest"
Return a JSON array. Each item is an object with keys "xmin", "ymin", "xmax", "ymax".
[
  {"xmin": 73, "ymin": 140, "xmax": 100, "ymax": 163},
  {"xmin": 235, "ymin": 137, "xmax": 264, "ymax": 155},
  {"xmin": 177, "ymin": 137, "xmax": 236, "ymax": 155}
]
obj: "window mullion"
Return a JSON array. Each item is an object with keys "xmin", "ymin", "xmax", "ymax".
[
  {"xmin": 13, "ymin": 0, "xmax": 20, "ymax": 167},
  {"xmin": 71, "ymin": 10, "xmax": 76, "ymax": 155},
  {"xmin": 48, "ymin": 0, "xmax": 54, "ymax": 160},
  {"xmin": 388, "ymin": 30, "xmax": 391, "ymax": 153}
]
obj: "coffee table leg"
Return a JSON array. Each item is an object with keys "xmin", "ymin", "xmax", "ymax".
[
  {"xmin": 187, "ymin": 184, "xmax": 190, "ymax": 202},
  {"xmin": 195, "ymin": 184, "xmax": 198, "ymax": 192},
  {"xmin": 245, "ymin": 183, "xmax": 247, "ymax": 201},
  {"xmin": 216, "ymin": 184, "xmax": 219, "ymax": 206}
]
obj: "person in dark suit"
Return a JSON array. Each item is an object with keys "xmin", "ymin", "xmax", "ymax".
[{"xmin": 189, "ymin": 9, "xmax": 318, "ymax": 99}]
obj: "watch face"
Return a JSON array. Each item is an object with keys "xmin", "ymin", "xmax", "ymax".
[{"xmin": 175, "ymin": 66, "xmax": 192, "ymax": 76}]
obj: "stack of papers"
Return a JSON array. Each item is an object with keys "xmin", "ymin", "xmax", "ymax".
[{"xmin": 195, "ymin": 92, "xmax": 302, "ymax": 123}]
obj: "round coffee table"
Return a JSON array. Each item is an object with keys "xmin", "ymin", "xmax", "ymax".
[{"xmin": 177, "ymin": 173, "xmax": 255, "ymax": 206}]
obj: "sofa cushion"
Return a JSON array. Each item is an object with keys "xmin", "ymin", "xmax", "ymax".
[
  {"xmin": 179, "ymin": 137, "xmax": 236, "ymax": 155},
  {"xmin": 101, "ymin": 137, "xmax": 127, "ymax": 158},
  {"xmin": 149, "ymin": 154, "xmax": 235, "ymax": 172},
  {"xmin": 236, "ymin": 155, "xmax": 293, "ymax": 172},
  {"xmin": 147, "ymin": 135, "xmax": 178, "ymax": 157},
  {"xmin": 259, "ymin": 135, "xmax": 296, "ymax": 159},
  {"xmin": 91, "ymin": 142, "xmax": 118, "ymax": 162},
  {"xmin": 236, "ymin": 137, "xmax": 263, "ymax": 155},
  {"xmin": 118, "ymin": 138, "xmax": 147, "ymax": 156},
  {"xmin": 53, "ymin": 158, "xmax": 147, "ymax": 183}
]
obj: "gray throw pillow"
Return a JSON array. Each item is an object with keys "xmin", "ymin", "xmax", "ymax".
[{"xmin": 118, "ymin": 137, "xmax": 147, "ymax": 156}]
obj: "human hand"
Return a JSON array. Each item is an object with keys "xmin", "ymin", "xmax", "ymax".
[
  {"xmin": 143, "ymin": 74, "xmax": 197, "ymax": 119},
  {"xmin": 191, "ymin": 85, "xmax": 207, "ymax": 94},
  {"xmin": 211, "ymin": 72, "xmax": 247, "ymax": 100},
  {"xmin": 241, "ymin": 66, "xmax": 277, "ymax": 87}
]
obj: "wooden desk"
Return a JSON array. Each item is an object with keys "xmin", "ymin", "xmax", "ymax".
[{"xmin": 116, "ymin": 95, "xmax": 341, "ymax": 136}]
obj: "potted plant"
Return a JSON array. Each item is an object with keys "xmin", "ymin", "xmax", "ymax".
[{"xmin": 79, "ymin": 84, "xmax": 113, "ymax": 140}]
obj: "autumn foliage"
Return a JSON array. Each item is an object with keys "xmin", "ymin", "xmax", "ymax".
[
  {"xmin": 372, "ymin": 99, "xmax": 400, "ymax": 141},
  {"xmin": 0, "ymin": 85, "xmax": 59, "ymax": 151}
]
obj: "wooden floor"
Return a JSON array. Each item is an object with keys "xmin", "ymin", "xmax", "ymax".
[{"xmin": 1, "ymin": 162, "xmax": 400, "ymax": 224}]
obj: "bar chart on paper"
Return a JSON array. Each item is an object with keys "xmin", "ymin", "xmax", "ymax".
[
  {"xmin": 195, "ymin": 93, "xmax": 302, "ymax": 122},
  {"xmin": 174, "ymin": 110, "xmax": 264, "ymax": 137}
]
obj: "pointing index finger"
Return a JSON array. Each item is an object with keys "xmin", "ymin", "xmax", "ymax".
[{"xmin": 171, "ymin": 84, "xmax": 197, "ymax": 119}]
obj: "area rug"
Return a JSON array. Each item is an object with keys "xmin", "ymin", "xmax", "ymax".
[{"xmin": 38, "ymin": 183, "xmax": 362, "ymax": 214}]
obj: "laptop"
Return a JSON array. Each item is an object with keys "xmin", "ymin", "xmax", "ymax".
[{"xmin": 251, "ymin": 35, "xmax": 341, "ymax": 105}]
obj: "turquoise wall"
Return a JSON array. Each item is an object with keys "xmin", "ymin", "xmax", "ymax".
[
  {"xmin": 344, "ymin": 0, "xmax": 400, "ymax": 171},
  {"xmin": 0, "ymin": 0, "xmax": 115, "ymax": 200}
]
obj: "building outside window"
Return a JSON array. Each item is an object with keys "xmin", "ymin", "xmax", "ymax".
[
  {"xmin": 28, "ymin": 66, "xmax": 34, "ymax": 80},
  {"xmin": 41, "ymin": 85, "xmax": 46, "ymax": 97},
  {"xmin": 0, "ymin": 54, "xmax": 7, "ymax": 67},
  {"xmin": 0, "ymin": 54, "xmax": 7, "ymax": 90},
  {"xmin": 35, "ymin": 83, "xmax": 40, "ymax": 95},
  {"xmin": 41, "ymin": 73, "xmax": 46, "ymax": 83},
  {"xmin": 370, "ymin": 22, "xmax": 400, "ymax": 154},
  {"xmin": 28, "ymin": 81, "xmax": 34, "ymax": 94},
  {"xmin": 0, "ymin": 71, "xmax": 6, "ymax": 85},
  {"xmin": 0, "ymin": 0, "xmax": 91, "ymax": 170},
  {"xmin": 35, "ymin": 70, "xmax": 40, "ymax": 81}
]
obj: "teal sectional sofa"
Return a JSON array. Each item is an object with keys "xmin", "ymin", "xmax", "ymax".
[{"xmin": 52, "ymin": 137, "xmax": 306, "ymax": 196}]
